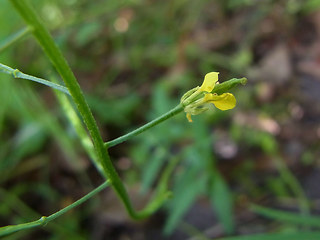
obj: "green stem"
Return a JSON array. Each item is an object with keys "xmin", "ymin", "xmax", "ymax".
[
  {"xmin": 0, "ymin": 189, "xmax": 78, "ymax": 237},
  {"xmin": 0, "ymin": 27, "xmax": 31, "ymax": 53},
  {"xmin": 0, "ymin": 181, "xmax": 110, "ymax": 237},
  {"xmin": 46, "ymin": 181, "xmax": 109, "ymax": 222},
  {"xmin": 0, "ymin": 62, "xmax": 70, "ymax": 95},
  {"xmin": 105, "ymin": 77, "xmax": 247, "ymax": 148},
  {"xmin": 105, "ymin": 104, "xmax": 184, "ymax": 148},
  {"xmin": 9, "ymin": 0, "xmax": 144, "ymax": 220},
  {"xmin": 52, "ymin": 76, "xmax": 103, "ymax": 176}
]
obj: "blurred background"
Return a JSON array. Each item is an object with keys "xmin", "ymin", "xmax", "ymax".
[{"xmin": 1, "ymin": 0, "xmax": 320, "ymax": 239}]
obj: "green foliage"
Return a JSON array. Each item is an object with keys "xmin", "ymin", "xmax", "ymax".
[
  {"xmin": 87, "ymin": 93, "xmax": 141, "ymax": 126},
  {"xmin": 209, "ymin": 173, "xmax": 234, "ymax": 234},
  {"xmin": 165, "ymin": 168, "xmax": 207, "ymax": 234},
  {"xmin": 218, "ymin": 231, "xmax": 320, "ymax": 240},
  {"xmin": 129, "ymin": 82, "xmax": 236, "ymax": 234},
  {"xmin": 1, "ymin": 0, "xmax": 320, "ymax": 239},
  {"xmin": 251, "ymin": 204, "xmax": 320, "ymax": 228}
]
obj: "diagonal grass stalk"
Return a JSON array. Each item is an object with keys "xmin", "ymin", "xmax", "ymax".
[
  {"xmin": 0, "ymin": 181, "xmax": 110, "ymax": 237},
  {"xmin": 9, "ymin": 0, "xmax": 170, "ymax": 220}
]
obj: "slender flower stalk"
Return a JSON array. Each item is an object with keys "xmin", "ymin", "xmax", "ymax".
[
  {"xmin": 0, "ymin": 181, "xmax": 110, "ymax": 237},
  {"xmin": 0, "ymin": 63, "xmax": 70, "ymax": 95},
  {"xmin": 105, "ymin": 104, "xmax": 184, "ymax": 148},
  {"xmin": 105, "ymin": 76, "xmax": 247, "ymax": 147}
]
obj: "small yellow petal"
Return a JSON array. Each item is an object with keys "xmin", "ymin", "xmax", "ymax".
[
  {"xmin": 204, "ymin": 93, "xmax": 236, "ymax": 110},
  {"xmin": 199, "ymin": 72, "xmax": 219, "ymax": 92},
  {"xmin": 186, "ymin": 113, "xmax": 193, "ymax": 122}
]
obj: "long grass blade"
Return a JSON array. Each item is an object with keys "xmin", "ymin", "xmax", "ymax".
[
  {"xmin": 250, "ymin": 204, "xmax": 320, "ymax": 227},
  {"xmin": 0, "ymin": 27, "xmax": 31, "ymax": 52},
  {"xmin": 217, "ymin": 231, "xmax": 320, "ymax": 240}
]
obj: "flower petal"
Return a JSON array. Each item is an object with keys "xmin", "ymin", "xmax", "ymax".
[
  {"xmin": 199, "ymin": 72, "xmax": 219, "ymax": 92},
  {"xmin": 186, "ymin": 113, "xmax": 193, "ymax": 122},
  {"xmin": 204, "ymin": 93, "xmax": 236, "ymax": 110}
]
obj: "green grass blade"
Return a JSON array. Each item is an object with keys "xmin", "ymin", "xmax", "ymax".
[
  {"xmin": 250, "ymin": 204, "xmax": 320, "ymax": 227},
  {"xmin": 0, "ymin": 27, "xmax": 31, "ymax": 53},
  {"xmin": 209, "ymin": 173, "xmax": 235, "ymax": 234},
  {"xmin": 164, "ymin": 169, "xmax": 206, "ymax": 234},
  {"xmin": 217, "ymin": 231, "xmax": 320, "ymax": 240}
]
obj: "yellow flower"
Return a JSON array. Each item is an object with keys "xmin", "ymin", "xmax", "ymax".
[
  {"xmin": 199, "ymin": 72, "xmax": 219, "ymax": 92},
  {"xmin": 181, "ymin": 72, "xmax": 236, "ymax": 122},
  {"xmin": 204, "ymin": 93, "xmax": 236, "ymax": 111}
]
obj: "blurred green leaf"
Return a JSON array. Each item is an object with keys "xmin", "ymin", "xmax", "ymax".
[
  {"xmin": 0, "ymin": 122, "xmax": 47, "ymax": 177},
  {"xmin": 151, "ymin": 82, "xmax": 175, "ymax": 116},
  {"xmin": 210, "ymin": 172, "xmax": 235, "ymax": 234},
  {"xmin": 141, "ymin": 147, "xmax": 166, "ymax": 193},
  {"xmin": 0, "ymin": 27, "xmax": 30, "ymax": 53},
  {"xmin": 217, "ymin": 231, "xmax": 320, "ymax": 240},
  {"xmin": 302, "ymin": 0, "xmax": 320, "ymax": 13},
  {"xmin": 226, "ymin": 0, "xmax": 256, "ymax": 9},
  {"xmin": 164, "ymin": 169, "xmax": 207, "ymax": 234},
  {"xmin": 74, "ymin": 22, "xmax": 102, "ymax": 47},
  {"xmin": 250, "ymin": 204, "xmax": 320, "ymax": 227},
  {"xmin": 230, "ymin": 49, "xmax": 252, "ymax": 73},
  {"xmin": 231, "ymin": 125, "xmax": 277, "ymax": 155},
  {"xmin": 266, "ymin": 177, "xmax": 291, "ymax": 197},
  {"xmin": 87, "ymin": 93, "xmax": 141, "ymax": 126}
]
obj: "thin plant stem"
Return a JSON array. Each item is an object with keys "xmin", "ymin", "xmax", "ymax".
[
  {"xmin": 105, "ymin": 77, "xmax": 247, "ymax": 148},
  {"xmin": 10, "ymin": 0, "xmax": 169, "ymax": 220},
  {"xmin": 0, "ymin": 181, "xmax": 110, "ymax": 237},
  {"xmin": 0, "ymin": 63, "xmax": 70, "ymax": 95},
  {"xmin": 0, "ymin": 186, "xmax": 95, "ymax": 238},
  {"xmin": 0, "ymin": 27, "xmax": 31, "ymax": 53},
  {"xmin": 105, "ymin": 104, "xmax": 184, "ymax": 148}
]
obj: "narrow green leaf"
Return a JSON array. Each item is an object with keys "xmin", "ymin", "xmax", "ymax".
[
  {"xmin": 250, "ymin": 204, "xmax": 320, "ymax": 227},
  {"xmin": 0, "ymin": 27, "xmax": 31, "ymax": 53},
  {"xmin": 86, "ymin": 94, "xmax": 140, "ymax": 125},
  {"xmin": 164, "ymin": 169, "xmax": 206, "ymax": 234},
  {"xmin": 141, "ymin": 147, "xmax": 166, "ymax": 193},
  {"xmin": 210, "ymin": 173, "xmax": 234, "ymax": 234},
  {"xmin": 0, "ymin": 122, "xmax": 47, "ymax": 180},
  {"xmin": 217, "ymin": 231, "xmax": 320, "ymax": 240}
]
